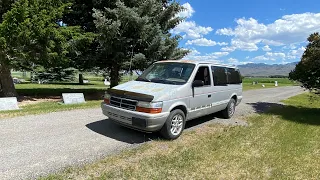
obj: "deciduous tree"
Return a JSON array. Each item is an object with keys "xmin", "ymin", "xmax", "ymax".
[{"xmin": 289, "ymin": 32, "xmax": 320, "ymax": 92}]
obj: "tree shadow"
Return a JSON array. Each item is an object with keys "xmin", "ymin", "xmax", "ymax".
[
  {"xmin": 86, "ymin": 114, "xmax": 221, "ymax": 144},
  {"xmin": 247, "ymin": 102, "xmax": 320, "ymax": 126}
]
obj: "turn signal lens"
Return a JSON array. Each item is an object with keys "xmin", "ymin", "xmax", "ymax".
[
  {"xmin": 136, "ymin": 101, "xmax": 163, "ymax": 114},
  {"xmin": 136, "ymin": 107, "xmax": 162, "ymax": 114},
  {"xmin": 104, "ymin": 93, "xmax": 111, "ymax": 104},
  {"xmin": 104, "ymin": 98, "xmax": 110, "ymax": 104}
]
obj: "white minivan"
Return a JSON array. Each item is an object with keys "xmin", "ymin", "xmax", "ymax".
[{"xmin": 101, "ymin": 60, "xmax": 243, "ymax": 139}]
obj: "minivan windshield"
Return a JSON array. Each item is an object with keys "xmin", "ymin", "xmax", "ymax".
[{"xmin": 136, "ymin": 62, "xmax": 195, "ymax": 85}]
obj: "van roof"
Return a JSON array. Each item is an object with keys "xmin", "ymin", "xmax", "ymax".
[{"xmin": 155, "ymin": 60, "xmax": 238, "ymax": 68}]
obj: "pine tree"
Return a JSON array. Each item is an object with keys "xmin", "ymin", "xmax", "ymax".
[{"xmin": 93, "ymin": 0, "xmax": 189, "ymax": 87}]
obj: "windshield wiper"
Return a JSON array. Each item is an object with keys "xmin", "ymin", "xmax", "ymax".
[
  {"xmin": 136, "ymin": 77, "xmax": 151, "ymax": 82},
  {"xmin": 150, "ymin": 78, "xmax": 179, "ymax": 85}
]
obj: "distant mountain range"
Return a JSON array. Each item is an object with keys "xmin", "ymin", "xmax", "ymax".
[{"xmin": 238, "ymin": 62, "xmax": 299, "ymax": 77}]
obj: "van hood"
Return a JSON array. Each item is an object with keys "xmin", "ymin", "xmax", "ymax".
[{"xmin": 111, "ymin": 81, "xmax": 181, "ymax": 101}]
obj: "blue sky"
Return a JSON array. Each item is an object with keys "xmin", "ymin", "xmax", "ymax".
[{"xmin": 171, "ymin": 0, "xmax": 320, "ymax": 65}]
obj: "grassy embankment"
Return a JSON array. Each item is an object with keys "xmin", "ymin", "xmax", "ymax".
[{"xmin": 40, "ymin": 93, "xmax": 320, "ymax": 179}]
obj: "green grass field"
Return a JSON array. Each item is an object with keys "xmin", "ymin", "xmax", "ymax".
[
  {"xmin": 39, "ymin": 93, "xmax": 320, "ymax": 179},
  {"xmin": 0, "ymin": 77, "xmax": 296, "ymax": 119}
]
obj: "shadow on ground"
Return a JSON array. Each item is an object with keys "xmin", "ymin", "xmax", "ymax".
[
  {"xmin": 86, "ymin": 113, "xmax": 221, "ymax": 144},
  {"xmin": 247, "ymin": 102, "xmax": 320, "ymax": 126}
]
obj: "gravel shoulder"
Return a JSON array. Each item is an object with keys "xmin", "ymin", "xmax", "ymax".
[{"xmin": 0, "ymin": 86, "xmax": 304, "ymax": 180}]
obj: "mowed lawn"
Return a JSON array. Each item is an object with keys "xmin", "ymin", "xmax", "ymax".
[
  {"xmin": 0, "ymin": 78, "xmax": 295, "ymax": 119},
  {"xmin": 41, "ymin": 93, "xmax": 320, "ymax": 179}
]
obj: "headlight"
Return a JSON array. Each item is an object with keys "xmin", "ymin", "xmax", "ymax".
[{"xmin": 136, "ymin": 101, "xmax": 163, "ymax": 114}]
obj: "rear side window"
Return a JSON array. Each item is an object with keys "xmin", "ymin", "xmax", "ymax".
[
  {"xmin": 227, "ymin": 68, "xmax": 242, "ymax": 84},
  {"xmin": 211, "ymin": 66, "xmax": 227, "ymax": 85}
]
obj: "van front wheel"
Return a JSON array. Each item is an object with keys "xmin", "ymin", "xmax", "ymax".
[
  {"xmin": 160, "ymin": 109, "xmax": 186, "ymax": 140},
  {"xmin": 222, "ymin": 98, "xmax": 236, "ymax": 119}
]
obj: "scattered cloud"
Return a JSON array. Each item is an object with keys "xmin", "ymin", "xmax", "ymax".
[
  {"xmin": 286, "ymin": 46, "xmax": 306, "ymax": 59},
  {"xmin": 210, "ymin": 52, "xmax": 229, "ymax": 57},
  {"xmin": 221, "ymin": 39, "xmax": 258, "ymax": 52},
  {"xmin": 216, "ymin": 13, "xmax": 320, "ymax": 51},
  {"xmin": 262, "ymin": 45, "xmax": 272, "ymax": 51},
  {"xmin": 172, "ymin": 21, "xmax": 213, "ymax": 39},
  {"xmin": 240, "ymin": 61, "xmax": 254, "ymax": 65},
  {"xmin": 171, "ymin": 3, "xmax": 213, "ymax": 39},
  {"xmin": 182, "ymin": 51, "xmax": 229, "ymax": 62},
  {"xmin": 252, "ymin": 52, "xmax": 286, "ymax": 61},
  {"xmin": 186, "ymin": 38, "xmax": 228, "ymax": 46},
  {"xmin": 228, "ymin": 58, "xmax": 239, "ymax": 64},
  {"xmin": 177, "ymin": 3, "xmax": 195, "ymax": 18}
]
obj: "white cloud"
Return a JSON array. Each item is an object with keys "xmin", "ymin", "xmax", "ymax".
[
  {"xmin": 228, "ymin": 58, "xmax": 239, "ymax": 64},
  {"xmin": 217, "ymin": 42, "xmax": 229, "ymax": 46},
  {"xmin": 186, "ymin": 38, "xmax": 228, "ymax": 46},
  {"xmin": 177, "ymin": 3, "xmax": 195, "ymax": 18},
  {"xmin": 221, "ymin": 39, "xmax": 258, "ymax": 52},
  {"xmin": 252, "ymin": 52, "xmax": 286, "ymax": 61},
  {"xmin": 209, "ymin": 52, "xmax": 229, "ymax": 57},
  {"xmin": 262, "ymin": 45, "xmax": 272, "ymax": 51},
  {"xmin": 221, "ymin": 46, "xmax": 236, "ymax": 52},
  {"xmin": 240, "ymin": 61, "xmax": 254, "ymax": 65},
  {"xmin": 182, "ymin": 51, "xmax": 228, "ymax": 62},
  {"xmin": 172, "ymin": 21, "xmax": 213, "ymax": 39},
  {"xmin": 188, "ymin": 48, "xmax": 201, "ymax": 56},
  {"xmin": 186, "ymin": 38, "xmax": 217, "ymax": 46},
  {"xmin": 287, "ymin": 46, "xmax": 306, "ymax": 59},
  {"xmin": 171, "ymin": 3, "xmax": 213, "ymax": 39},
  {"xmin": 216, "ymin": 13, "xmax": 320, "ymax": 51}
]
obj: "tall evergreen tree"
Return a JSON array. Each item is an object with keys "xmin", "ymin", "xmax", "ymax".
[{"xmin": 93, "ymin": 0, "xmax": 189, "ymax": 87}]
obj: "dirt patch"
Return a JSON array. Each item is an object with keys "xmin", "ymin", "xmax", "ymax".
[{"xmin": 18, "ymin": 96, "xmax": 62, "ymax": 107}]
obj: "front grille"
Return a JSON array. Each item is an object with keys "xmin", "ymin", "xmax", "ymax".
[{"xmin": 110, "ymin": 96, "xmax": 137, "ymax": 110}]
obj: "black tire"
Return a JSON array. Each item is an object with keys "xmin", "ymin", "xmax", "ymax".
[
  {"xmin": 221, "ymin": 98, "xmax": 236, "ymax": 119},
  {"xmin": 160, "ymin": 109, "xmax": 186, "ymax": 140}
]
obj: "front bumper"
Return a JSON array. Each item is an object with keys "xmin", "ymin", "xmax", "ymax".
[{"xmin": 101, "ymin": 102, "xmax": 169, "ymax": 132}]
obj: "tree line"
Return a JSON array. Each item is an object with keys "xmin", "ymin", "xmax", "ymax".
[{"xmin": 0, "ymin": 0, "xmax": 189, "ymax": 97}]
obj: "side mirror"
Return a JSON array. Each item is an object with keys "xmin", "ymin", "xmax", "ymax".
[{"xmin": 192, "ymin": 80, "xmax": 204, "ymax": 87}]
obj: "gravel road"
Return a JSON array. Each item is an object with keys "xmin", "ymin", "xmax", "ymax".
[{"xmin": 0, "ymin": 86, "xmax": 304, "ymax": 180}]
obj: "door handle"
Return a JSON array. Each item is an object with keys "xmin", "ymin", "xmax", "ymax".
[{"xmin": 208, "ymin": 94, "xmax": 211, "ymax": 98}]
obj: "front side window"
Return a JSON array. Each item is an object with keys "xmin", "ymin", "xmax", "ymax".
[
  {"xmin": 136, "ymin": 62, "xmax": 195, "ymax": 85},
  {"xmin": 194, "ymin": 66, "xmax": 211, "ymax": 86}
]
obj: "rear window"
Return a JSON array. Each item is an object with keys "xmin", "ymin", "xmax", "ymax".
[
  {"xmin": 211, "ymin": 66, "xmax": 242, "ymax": 85},
  {"xmin": 227, "ymin": 68, "xmax": 242, "ymax": 84}
]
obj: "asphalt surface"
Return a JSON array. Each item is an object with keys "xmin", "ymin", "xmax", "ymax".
[{"xmin": 0, "ymin": 86, "xmax": 304, "ymax": 180}]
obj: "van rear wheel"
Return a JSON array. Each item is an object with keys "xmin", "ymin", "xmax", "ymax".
[
  {"xmin": 221, "ymin": 98, "xmax": 236, "ymax": 119},
  {"xmin": 160, "ymin": 109, "xmax": 186, "ymax": 140}
]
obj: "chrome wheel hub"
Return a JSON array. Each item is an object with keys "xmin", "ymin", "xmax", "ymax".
[{"xmin": 170, "ymin": 114, "xmax": 183, "ymax": 136}]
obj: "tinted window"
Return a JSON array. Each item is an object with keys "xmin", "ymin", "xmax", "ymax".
[
  {"xmin": 211, "ymin": 66, "xmax": 227, "ymax": 85},
  {"xmin": 194, "ymin": 66, "xmax": 211, "ymax": 86},
  {"xmin": 227, "ymin": 68, "xmax": 242, "ymax": 84}
]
